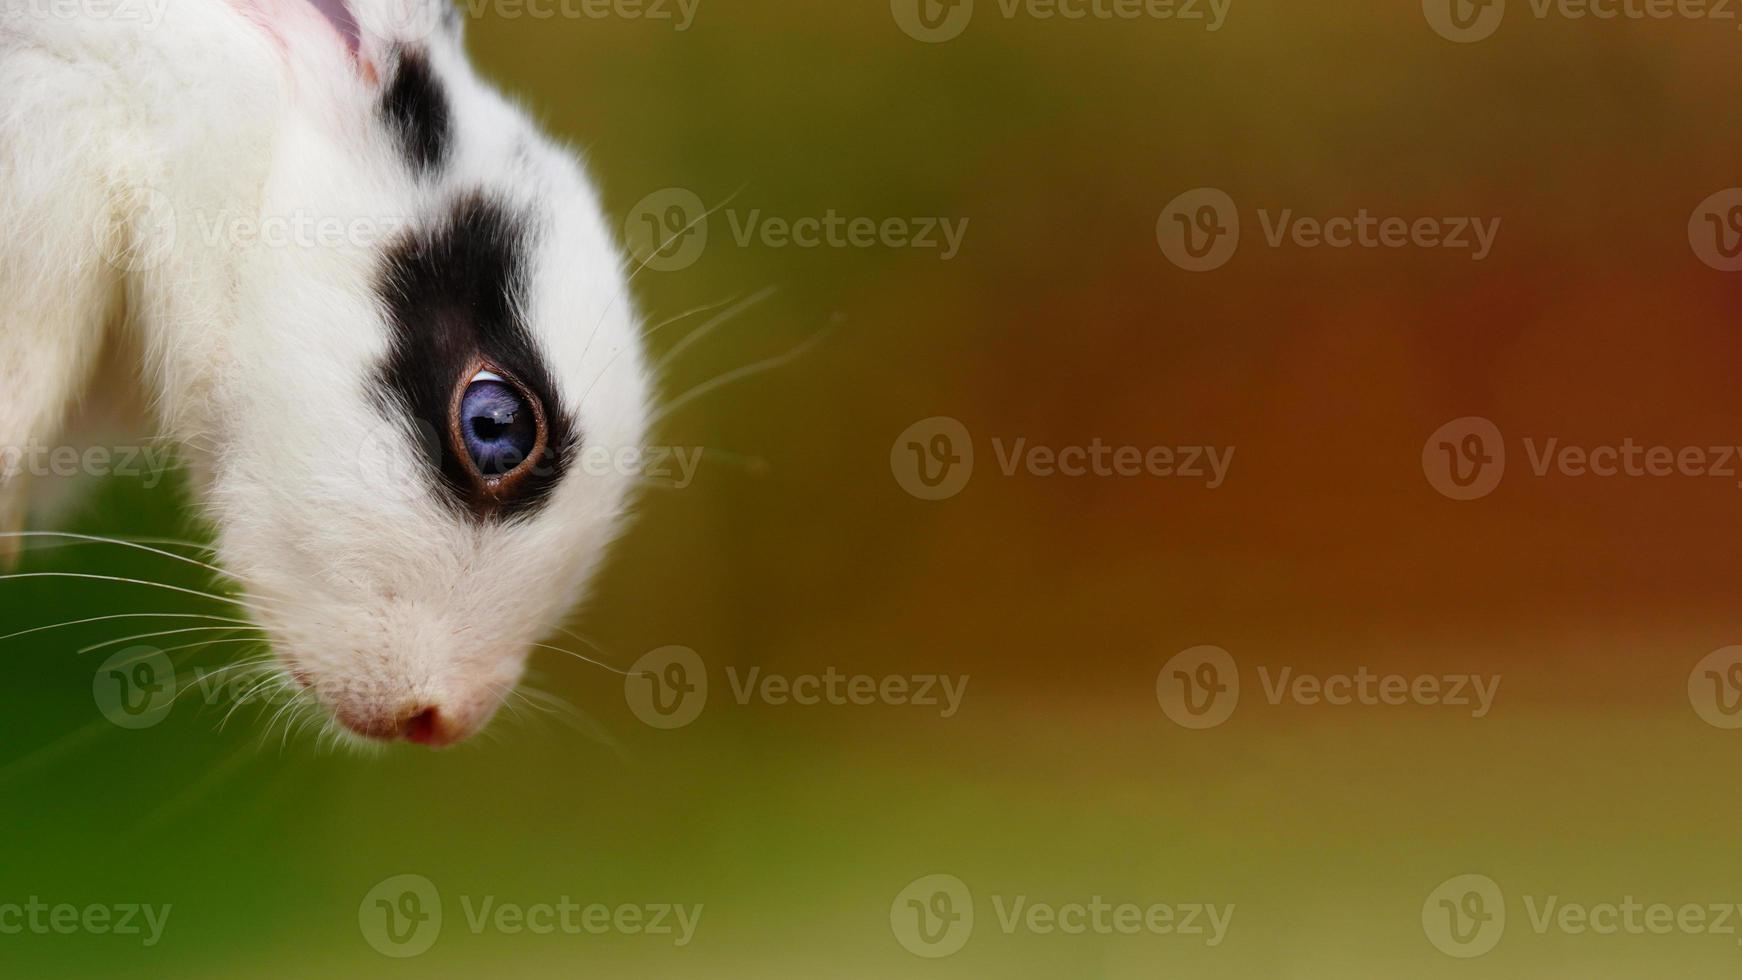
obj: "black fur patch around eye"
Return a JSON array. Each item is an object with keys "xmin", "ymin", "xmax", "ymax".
[
  {"xmin": 381, "ymin": 49, "xmax": 450, "ymax": 174},
  {"xmin": 374, "ymin": 193, "xmax": 576, "ymax": 520}
]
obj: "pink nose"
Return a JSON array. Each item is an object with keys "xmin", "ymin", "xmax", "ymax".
[
  {"xmin": 399, "ymin": 707, "xmax": 458, "ymax": 748},
  {"xmin": 333, "ymin": 704, "xmax": 466, "ymax": 747}
]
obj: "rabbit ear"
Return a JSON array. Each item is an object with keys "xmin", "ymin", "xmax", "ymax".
[
  {"xmin": 229, "ymin": 0, "xmax": 381, "ymax": 86},
  {"xmin": 305, "ymin": 0, "xmax": 364, "ymax": 61},
  {"xmin": 233, "ymin": 0, "xmax": 460, "ymax": 89}
]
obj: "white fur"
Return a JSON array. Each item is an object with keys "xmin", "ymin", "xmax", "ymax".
[{"xmin": 0, "ymin": 0, "xmax": 650, "ymax": 744}]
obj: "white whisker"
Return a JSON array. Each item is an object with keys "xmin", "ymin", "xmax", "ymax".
[
  {"xmin": 690, "ymin": 448, "xmax": 771, "ymax": 477},
  {"xmin": 0, "ymin": 531, "xmax": 230, "ymax": 580},
  {"xmin": 0, "ymin": 612, "xmax": 253, "ymax": 645},
  {"xmin": 645, "ymin": 294, "xmax": 745, "ymax": 342},
  {"xmin": 579, "ymin": 289, "xmax": 771, "ymax": 412},
  {"xmin": 650, "ymin": 286, "xmax": 779, "ymax": 379},
  {"xmin": 174, "ymin": 656, "xmax": 276, "ymax": 710},
  {"xmin": 78, "ymin": 625, "xmax": 265, "ymax": 655},
  {"xmin": 112, "ymin": 634, "xmax": 264, "ymax": 666},
  {"xmin": 218, "ymin": 668, "xmax": 286, "ymax": 729},
  {"xmin": 551, "ymin": 626, "xmax": 641, "ymax": 673},
  {"xmin": 529, "ymin": 642, "xmax": 638, "ymax": 677},
  {"xmin": 581, "ymin": 184, "xmax": 750, "ymax": 366},
  {"xmin": 0, "ymin": 573, "xmax": 272, "ymax": 615},
  {"xmin": 646, "ymin": 314, "xmax": 841, "ymax": 431}
]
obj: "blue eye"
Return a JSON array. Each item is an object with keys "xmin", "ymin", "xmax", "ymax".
[{"xmin": 459, "ymin": 375, "xmax": 539, "ymax": 477}]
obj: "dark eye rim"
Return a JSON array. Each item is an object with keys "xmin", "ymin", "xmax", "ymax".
[{"xmin": 446, "ymin": 356, "xmax": 549, "ymax": 506}]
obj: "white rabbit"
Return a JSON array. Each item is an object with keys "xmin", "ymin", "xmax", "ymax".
[{"xmin": 0, "ymin": 0, "xmax": 652, "ymax": 745}]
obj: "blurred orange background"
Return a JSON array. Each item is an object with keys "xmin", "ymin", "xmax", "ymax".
[{"xmin": 7, "ymin": 0, "xmax": 1742, "ymax": 975}]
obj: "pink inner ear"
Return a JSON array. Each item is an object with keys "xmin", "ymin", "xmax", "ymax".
[
  {"xmin": 303, "ymin": 0, "xmax": 362, "ymax": 58},
  {"xmin": 227, "ymin": 0, "xmax": 379, "ymax": 86}
]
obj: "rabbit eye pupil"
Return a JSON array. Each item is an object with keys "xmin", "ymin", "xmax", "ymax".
[
  {"xmin": 459, "ymin": 378, "xmax": 539, "ymax": 477},
  {"xmin": 471, "ymin": 409, "xmax": 515, "ymax": 440}
]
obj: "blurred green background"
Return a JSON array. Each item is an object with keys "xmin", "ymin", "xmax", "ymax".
[{"xmin": 11, "ymin": 0, "xmax": 1742, "ymax": 976}]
